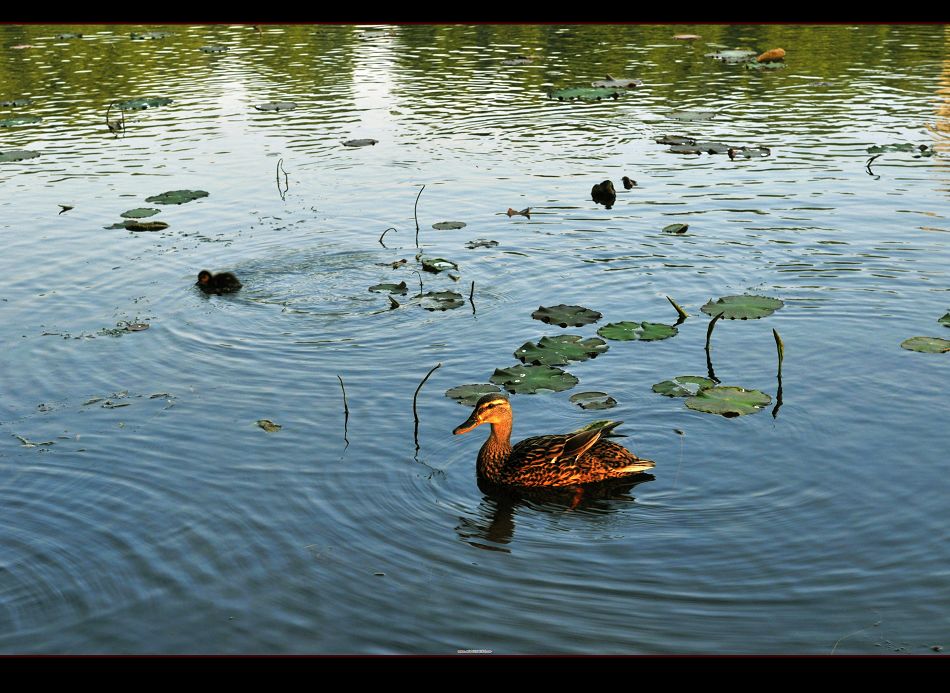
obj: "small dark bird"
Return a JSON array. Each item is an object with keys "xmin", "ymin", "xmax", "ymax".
[
  {"xmin": 622, "ymin": 176, "xmax": 637, "ymax": 190},
  {"xmin": 591, "ymin": 180, "xmax": 616, "ymax": 208},
  {"xmin": 196, "ymin": 269, "xmax": 242, "ymax": 294}
]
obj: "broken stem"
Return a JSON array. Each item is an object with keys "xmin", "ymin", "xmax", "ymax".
[
  {"xmin": 379, "ymin": 227, "xmax": 397, "ymax": 247},
  {"xmin": 705, "ymin": 311, "xmax": 724, "ymax": 383},
  {"xmin": 337, "ymin": 375, "xmax": 349, "ymax": 446},
  {"xmin": 667, "ymin": 295, "xmax": 688, "ymax": 323},
  {"xmin": 413, "ymin": 362, "xmax": 442, "ymax": 452},
  {"xmin": 772, "ymin": 328, "xmax": 784, "ymax": 419},
  {"xmin": 410, "ymin": 270, "xmax": 423, "ymax": 296},
  {"xmin": 414, "ymin": 184, "xmax": 425, "ymax": 248}
]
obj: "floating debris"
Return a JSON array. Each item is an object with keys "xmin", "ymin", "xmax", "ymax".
[
  {"xmin": 257, "ymin": 419, "xmax": 282, "ymax": 432},
  {"xmin": 506, "ymin": 207, "xmax": 531, "ymax": 218},
  {"xmin": 13, "ymin": 434, "xmax": 54, "ymax": 447},
  {"xmin": 757, "ymin": 48, "xmax": 786, "ymax": 63}
]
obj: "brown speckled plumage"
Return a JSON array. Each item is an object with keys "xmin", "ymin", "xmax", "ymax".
[{"xmin": 453, "ymin": 394, "xmax": 654, "ymax": 488}]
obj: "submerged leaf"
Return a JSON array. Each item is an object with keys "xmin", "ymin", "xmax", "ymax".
[
  {"xmin": 432, "ymin": 221, "xmax": 466, "ymax": 230},
  {"xmin": 343, "ymin": 138, "xmax": 378, "ymax": 147},
  {"xmin": 531, "ymin": 304, "xmax": 602, "ymax": 328},
  {"xmin": 490, "ymin": 364, "xmax": 579, "ymax": 394},
  {"xmin": 465, "ymin": 239, "xmax": 498, "ymax": 249},
  {"xmin": 551, "ymin": 87, "xmax": 621, "ymax": 101},
  {"xmin": 668, "ymin": 109, "xmax": 717, "ymax": 121},
  {"xmin": 420, "ymin": 290, "xmax": 464, "ymax": 311},
  {"xmin": 685, "ymin": 386, "xmax": 771, "ymax": 417},
  {"xmin": 120, "ymin": 207, "xmax": 161, "ymax": 219},
  {"xmin": 700, "ymin": 295, "xmax": 784, "ymax": 320},
  {"xmin": 569, "ymin": 391, "xmax": 617, "ymax": 410},
  {"xmin": 515, "ymin": 335, "xmax": 608, "ymax": 366},
  {"xmin": 255, "ymin": 101, "xmax": 297, "ymax": 111},
  {"xmin": 900, "ymin": 336, "xmax": 950, "ymax": 353},
  {"xmin": 591, "ymin": 76, "xmax": 642, "ymax": 89},
  {"xmin": 597, "ymin": 321, "xmax": 678, "ymax": 341},
  {"xmin": 0, "ymin": 149, "xmax": 39, "ymax": 163},
  {"xmin": 445, "ymin": 383, "xmax": 502, "ymax": 405},
  {"xmin": 368, "ymin": 281, "xmax": 408, "ymax": 294},
  {"xmin": 652, "ymin": 376, "xmax": 716, "ymax": 397},
  {"xmin": 145, "ymin": 189, "xmax": 209, "ymax": 205},
  {"xmin": 114, "ymin": 97, "xmax": 173, "ymax": 111},
  {"xmin": 0, "ymin": 115, "xmax": 41, "ymax": 127}
]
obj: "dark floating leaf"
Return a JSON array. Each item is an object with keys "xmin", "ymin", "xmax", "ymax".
[
  {"xmin": 531, "ymin": 304, "xmax": 602, "ymax": 328},
  {"xmin": 569, "ymin": 391, "xmax": 618, "ymax": 410},
  {"xmin": 728, "ymin": 146, "xmax": 772, "ymax": 158},
  {"xmin": 432, "ymin": 221, "xmax": 466, "ymax": 230},
  {"xmin": 900, "ymin": 336, "xmax": 950, "ymax": 354},
  {"xmin": 466, "ymin": 239, "xmax": 498, "ymax": 249},
  {"xmin": 124, "ymin": 322, "xmax": 150, "ymax": 331},
  {"xmin": 257, "ymin": 419, "xmax": 282, "ymax": 432},
  {"xmin": 705, "ymin": 49, "xmax": 757, "ymax": 64},
  {"xmin": 55, "ymin": 33, "xmax": 83, "ymax": 40},
  {"xmin": 420, "ymin": 257, "xmax": 459, "ymax": 274},
  {"xmin": 420, "ymin": 290, "xmax": 464, "ymax": 311},
  {"xmin": 867, "ymin": 143, "xmax": 935, "ymax": 157},
  {"xmin": 368, "ymin": 280, "xmax": 408, "ymax": 294},
  {"xmin": 502, "ymin": 55, "xmax": 533, "ymax": 66},
  {"xmin": 445, "ymin": 383, "xmax": 502, "ymax": 405},
  {"xmin": 114, "ymin": 97, "xmax": 173, "ymax": 111},
  {"xmin": 490, "ymin": 364, "xmax": 579, "ymax": 394},
  {"xmin": 343, "ymin": 138, "xmax": 378, "ymax": 147},
  {"xmin": 124, "ymin": 220, "xmax": 169, "ymax": 232},
  {"xmin": 0, "ymin": 115, "xmax": 41, "ymax": 127},
  {"xmin": 0, "ymin": 98, "xmax": 33, "ymax": 107},
  {"xmin": 591, "ymin": 75, "xmax": 642, "ymax": 89},
  {"xmin": 515, "ymin": 335, "xmax": 608, "ymax": 366},
  {"xmin": 255, "ymin": 101, "xmax": 297, "ymax": 112},
  {"xmin": 663, "ymin": 223, "xmax": 689, "ymax": 234},
  {"xmin": 668, "ymin": 109, "xmax": 717, "ymax": 121},
  {"xmin": 200, "ymin": 45, "xmax": 229, "ymax": 53},
  {"xmin": 551, "ymin": 87, "xmax": 621, "ymax": 101},
  {"xmin": 939, "ymin": 312, "xmax": 950, "ymax": 328},
  {"xmin": 700, "ymin": 295, "xmax": 784, "ymax": 320},
  {"xmin": 120, "ymin": 207, "xmax": 161, "ymax": 219},
  {"xmin": 654, "ymin": 135, "xmax": 696, "ymax": 145},
  {"xmin": 685, "ymin": 386, "xmax": 771, "ymax": 417},
  {"xmin": 145, "ymin": 189, "xmax": 209, "ymax": 205},
  {"xmin": 0, "ymin": 149, "xmax": 39, "ymax": 163},
  {"xmin": 597, "ymin": 321, "xmax": 678, "ymax": 341},
  {"xmin": 652, "ymin": 375, "xmax": 716, "ymax": 397},
  {"xmin": 130, "ymin": 31, "xmax": 170, "ymax": 40}
]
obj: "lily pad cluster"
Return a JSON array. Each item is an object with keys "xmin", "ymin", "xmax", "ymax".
[{"xmin": 655, "ymin": 135, "xmax": 771, "ymax": 158}]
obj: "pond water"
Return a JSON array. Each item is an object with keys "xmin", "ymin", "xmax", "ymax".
[{"xmin": 1, "ymin": 24, "xmax": 948, "ymax": 654}]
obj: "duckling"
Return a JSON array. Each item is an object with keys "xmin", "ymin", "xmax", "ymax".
[
  {"xmin": 196, "ymin": 269, "xmax": 242, "ymax": 294},
  {"xmin": 453, "ymin": 394, "xmax": 654, "ymax": 487},
  {"xmin": 622, "ymin": 176, "xmax": 637, "ymax": 189}
]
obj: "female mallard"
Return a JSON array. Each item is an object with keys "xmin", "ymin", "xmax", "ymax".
[
  {"xmin": 453, "ymin": 394, "xmax": 654, "ymax": 487},
  {"xmin": 196, "ymin": 269, "xmax": 242, "ymax": 294}
]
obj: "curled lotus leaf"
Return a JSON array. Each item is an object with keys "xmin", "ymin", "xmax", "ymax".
[
  {"xmin": 490, "ymin": 364, "xmax": 579, "ymax": 395},
  {"xmin": 900, "ymin": 336, "xmax": 950, "ymax": 354},
  {"xmin": 368, "ymin": 281, "xmax": 408, "ymax": 295},
  {"xmin": 515, "ymin": 335, "xmax": 608, "ymax": 366},
  {"xmin": 700, "ymin": 295, "xmax": 784, "ymax": 320},
  {"xmin": 551, "ymin": 87, "xmax": 621, "ymax": 101},
  {"xmin": 0, "ymin": 149, "xmax": 39, "ymax": 163},
  {"xmin": 531, "ymin": 304, "xmax": 602, "ymax": 328},
  {"xmin": 939, "ymin": 312, "xmax": 950, "ymax": 328},
  {"xmin": 255, "ymin": 101, "xmax": 297, "ymax": 111},
  {"xmin": 597, "ymin": 321, "xmax": 678, "ymax": 341},
  {"xmin": 652, "ymin": 376, "xmax": 716, "ymax": 398},
  {"xmin": 145, "ymin": 189, "xmax": 209, "ymax": 205},
  {"xmin": 685, "ymin": 386, "xmax": 771, "ymax": 417},
  {"xmin": 445, "ymin": 383, "xmax": 502, "ymax": 406},
  {"xmin": 705, "ymin": 49, "xmax": 757, "ymax": 64},
  {"xmin": 432, "ymin": 221, "xmax": 466, "ymax": 230},
  {"xmin": 0, "ymin": 115, "xmax": 41, "ymax": 127},
  {"xmin": 569, "ymin": 391, "xmax": 618, "ymax": 410},
  {"xmin": 120, "ymin": 207, "xmax": 161, "ymax": 219},
  {"xmin": 663, "ymin": 223, "xmax": 689, "ymax": 234},
  {"xmin": 420, "ymin": 290, "xmax": 464, "ymax": 311},
  {"xmin": 114, "ymin": 97, "xmax": 173, "ymax": 111},
  {"xmin": 420, "ymin": 257, "xmax": 459, "ymax": 273},
  {"xmin": 343, "ymin": 138, "xmax": 378, "ymax": 147}
]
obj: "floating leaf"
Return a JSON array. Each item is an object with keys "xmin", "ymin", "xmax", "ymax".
[
  {"xmin": 705, "ymin": 49, "xmax": 757, "ymax": 64},
  {"xmin": 124, "ymin": 221, "xmax": 169, "ymax": 232},
  {"xmin": 445, "ymin": 383, "xmax": 502, "ymax": 405},
  {"xmin": 745, "ymin": 61, "xmax": 787, "ymax": 71},
  {"xmin": 466, "ymin": 239, "xmax": 498, "ymax": 249},
  {"xmin": 201, "ymin": 45, "xmax": 229, "ymax": 53},
  {"xmin": 130, "ymin": 31, "xmax": 170, "ymax": 40},
  {"xmin": 685, "ymin": 386, "xmax": 771, "ymax": 417},
  {"xmin": 668, "ymin": 109, "xmax": 717, "ymax": 121},
  {"xmin": 0, "ymin": 115, "xmax": 41, "ymax": 127},
  {"xmin": 729, "ymin": 146, "xmax": 772, "ymax": 158},
  {"xmin": 114, "ymin": 97, "xmax": 173, "ymax": 111},
  {"xmin": 420, "ymin": 257, "xmax": 458, "ymax": 274},
  {"xmin": 506, "ymin": 207, "xmax": 531, "ymax": 218},
  {"xmin": 939, "ymin": 313, "xmax": 950, "ymax": 328},
  {"xmin": 124, "ymin": 322, "xmax": 150, "ymax": 331},
  {"xmin": 432, "ymin": 221, "xmax": 466, "ymax": 230},
  {"xmin": 663, "ymin": 223, "xmax": 689, "ymax": 234},
  {"xmin": 490, "ymin": 364, "xmax": 579, "ymax": 394},
  {"xmin": 420, "ymin": 290, "xmax": 464, "ymax": 311},
  {"xmin": 145, "ymin": 189, "xmax": 209, "ymax": 205},
  {"xmin": 591, "ymin": 76, "xmax": 642, "ymax": 88},
  {"xmin": 120, "ymin": 207, "xmax": 161, "ymax": 219},
  {"xmin": 531, "ymin": 304, "xmax": 602, "ymax": 328},
  {"xmin": 368, "ymin": 281, "xmax": 408, "ymax": 294},
  {"xmin": 756, "ymin": 48, "xmax": 786, "ymax": 62},
  {"xmin": 551, "ymin": 87, "xmax": 621, "ymax": 101},
  {"xmin": 0, "ymin": 98, "xmax": 32, "ymax": 107},
  {"xmin": 502, "ymin": 56, "xmax": 533, "ymax": 65},
  {"xmin": 515, "ymin": 335, "xmax": 608, "ymax": 366},
  {"xmin": 569, "ymin": 391, "xmax": 617, "ymax": 410},
  {"xmin": 597, "ymin": 321, "xmax": 678, "ymax": 341},
  {"xmin": 652, "ymin": 376, "xmax": 716, "ymax": 397},
  {"xmin": 900, "ymin": 336, "xmax": 950, "ymax": 353},
  {"xmin": 701, "ymin": 295, "xmax": 784, "ymax": 320},
  {"xmin": 257, "ymin": 419, "xmax": 281, "ymax": 432},
  {"xmin": 866, "ymin": 143, "xmax": 933, "ymax": 155},
  {"xmin": 655, "ymin": 135, "xmax": 696, "ymax": 145},
  {"xmin": 343, "ymin": 138, "xmax": 378, "ymax": 147},
  {"xmin": 255, "ymin": 101, "xmax": 297, "ymax": 111},
  {"xmin": 0, "ymin": 149, "xmax": 39, "ymax": 163}
]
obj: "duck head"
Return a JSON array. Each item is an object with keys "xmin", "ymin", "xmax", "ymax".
[{"xmin": 453, "ymin": 394, "xmax": 511, "ymax": 434}]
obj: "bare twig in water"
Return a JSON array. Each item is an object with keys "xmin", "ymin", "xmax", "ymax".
[
  {"xmin": 414, "ymin": 184, "xmax": 425, "ymax": 248},
  {"xmin": 469, "ymin": 280, "xmax": 476, "ymax": 317},
  {"xmin": 276, "ymin": 158, "xmax": 289, "ymax": 201},
  {"xmin": 865, "ymin": 154, "xmax": 882, "ymax": 177},
  {"xmin": 772, "ymin": 328, "xmax": 784, "ymax": 419},
  {"xmin": 337, "ymin": 375, "xmax": 349, "ymax": 447},
  {"xmin": 413, "ymin": 362, "xmax": 442, "ymax": 452},
  {"xmin": 379, "ymin": 227, "xmax": 397, "ymax": 247},
  {"xmin": 410, "ymin": 270, "xmax": 423, "ymax": 296},
  {"xmin": 705, "ymin": 311, "xmax": 724, "ymax": 383}
]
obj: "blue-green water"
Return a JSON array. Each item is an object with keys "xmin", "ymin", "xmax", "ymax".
[{"xmin": 0, "ymin": 24, "xmax": 948, "ymax": 654}]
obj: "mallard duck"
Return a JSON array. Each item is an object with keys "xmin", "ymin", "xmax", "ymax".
[
  {"xmin": 196, "ymin": 269, "xmax": 242, "ymax": 294},
  {"xmin": 453, "ymin": 394, "xmax": 654, "ymax": 487}
]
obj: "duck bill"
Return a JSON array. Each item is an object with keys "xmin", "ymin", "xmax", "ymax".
[{"xmin": 453, "ymin": 411, "xmax": 482, "ymax": 435}]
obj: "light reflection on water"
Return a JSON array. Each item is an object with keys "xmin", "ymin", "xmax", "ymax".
[{"xmin": 0, "ymin": 24, "xmax": 948, "ymax": 654}]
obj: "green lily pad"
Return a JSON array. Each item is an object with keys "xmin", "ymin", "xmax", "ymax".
[
  {"xmin": 432, "ymin": 221, "xmax": 466, "ymax": 230},
  {"xmin": 368, "ymin": 281, "xmax": 408, "ymax": 294},
  {"xmin": 0, "ymin": 115, "xmax": 41, "ymax": 127},
  {"xmin": 120, "ymin": 207, "xmax": 161, "ymax": 219},
  {"xmin": 745, "ymin": 61, "xmax": 787, "ymax": 70},
  {"xmin": 0, "ymin": 98, "xmax": 32, "ymax": 107},
  {"xmin": 343, "ymin": 138, "xmax": 378, "ymax": 147},
  {"xmin": 701, "ymin": 295, "xmax": 784, "ymax": 320},
  {"xmin": 597, "ymin": 321, "xmax": 678, "ymax": 341},
  {"xmin": 114, "ymin": 97, "xmax": 173, "ymax": 111},
  {"xmin": 420, "ymin": 257, "xmax": 458, "ymax": 273},
  {"xmin": 900, "ymin": 336, "xmax": 950, "ymax": 353},
  {"xmin": 652, "ymin": 376, "xmax": 717, "ymax": 397},
  {"xmin": 125, "ymin": 220, "xmax": 169, "ymax": 231},
  {"xmin": 445, "ymin": 383, "xmax": 502, "ymax": 406},
  {"xmin": 569, "ymin": 391, "xmax": 617, "ymax": 410},
  {"xmin": 668, "ymin": 109, "xmax": 717, "ymax": 121},
  {"xmin": 145, "ymin": 189, "xmax": 209, "ymax": 205},
  {"xmin": 201, "ymin": 45, "xmax": 229, "ymax": 53},
  {"xmin": 255, "ymin": 101, "xmax": 297, "ymax": 111},
  {"xmin": 531, "ymin": 304, "xmax": 602, "ymax": 328},
  {"xmin": 257, "ymin": 419, "xmax": 281, "ymax": 432},
  {"xmin": 551, "ymin": 87, "xmax": 622, "ymax": 101},
  {"xmin": 685, "ymin": 386, "xmax": 771, "ymax": 417},
  {"xmin": 130, "ymin": 31, "xmax": 170, "ymax": 40},
  {"xmin": 939, "ymin": 312, "xmax": 950, "ymax": 328},
  {"xmin": 420, "ymin": 290, "xmax": 464, "ymax": 311},
  {"xmin": 0, "ymin": 149, "xmax": 39, "ymax": 163},
  {"xmin": 705, "ymin": 49, "xmax": 757, "ymax": 64},
  {"xmin": 515, "ymin": 335, "xmax": 608, "ymax": 366},
  {"xmin": 663, "ymin": 223, "xmax": 689, "ymax": 234},
  {"xmin": 466, "ymin": 239, "xmax": 498, "ymax": 249},
  {"xmin": 490, "ymin": 364, "xmax": 579, "ymax": 395}
]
